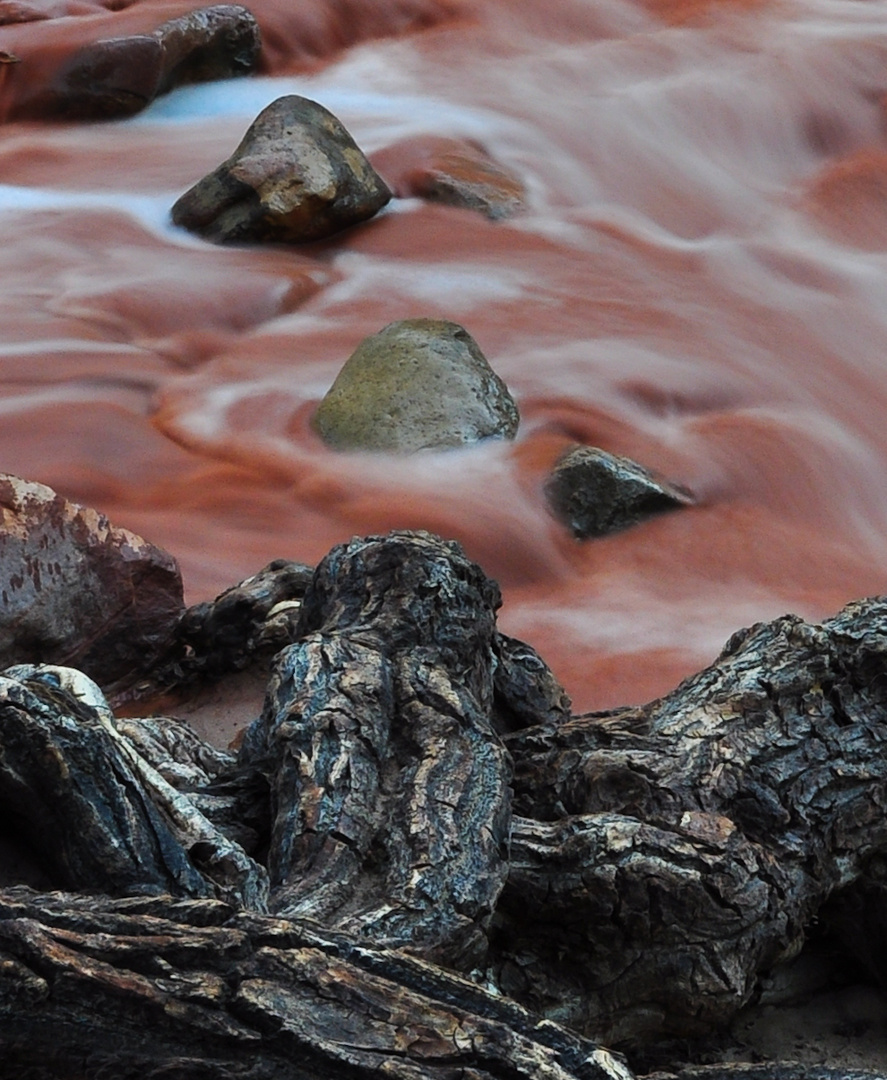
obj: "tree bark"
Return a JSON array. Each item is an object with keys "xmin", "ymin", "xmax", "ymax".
[
  {"xmin": 0, "ymin": 888, "xmax": 634, "ymax": 1080},
  {"xmin": 495, "ymin": 600, "xmax": 887, "ymax": 1041},
  {"xmin": 1, "ymin": 531, "xmax": 886, "ymax": 1076}
]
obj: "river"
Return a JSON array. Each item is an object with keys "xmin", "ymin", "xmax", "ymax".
[{"xmin": 2, "ymin": 0, "xmax": 887, "ymax": 711}]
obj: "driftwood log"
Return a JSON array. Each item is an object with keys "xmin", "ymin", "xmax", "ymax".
[{"xmin": 0, "ymin": 531, "xmax": 886, "ymax": 1078}]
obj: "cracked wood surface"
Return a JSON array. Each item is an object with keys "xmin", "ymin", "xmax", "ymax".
[
  {"xmin": 0, "ymin": 889, "xmax": 632, "ymax": 1080},
  {"xmin": 496, "ymin": 600, "xmax": 887, "ymax": 1041},
  {"xmin": 1, "ymin": 532, "xmax": 887, "ymax": 1076}
]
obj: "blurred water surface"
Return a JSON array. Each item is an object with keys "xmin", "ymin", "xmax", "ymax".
[{"xmin": 3, "ymin": 0, "xmax": 887, "ymax": 708}]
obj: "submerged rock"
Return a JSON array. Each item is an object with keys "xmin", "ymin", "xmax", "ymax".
[
  {"xmin": 545, "ymin": 444, "xmax": 693, "ymax": 538},
  {"xmin": 10, "ymin": 5, "xmax": 260, "ymax": 120},
  {"xmin": 16, "ymin": 34, "xmax": 164, "ymax": 120},
  {"xmin": 0, "ymin": 474, "xmax": 184, "ymax": 688},
  {"xmin": 312, "ymin": 318, "xmax": 520, "ymax": 453},
  {"xmin": 374, "ymin": 136, "xmax": 528, "ymax": 221},
  {"xmin": 171, "ymin": 95, "xmax": 392, "ymax": 245}
]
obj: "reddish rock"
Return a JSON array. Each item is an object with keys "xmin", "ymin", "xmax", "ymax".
[
  {"xmin": 13, "ymin": 34, "xmax": 164, "ymax": 119},
  {"xmin": 0, "ymin": 0, "xmax": 51, "ymax": 25},
  {"xmin": 373, "ymin": 136, "xmax": 527, "ymax": 220},
  {"xmin": 8, "ymin": 4, "xmax": 260, "ymax": 120},
  {"xmin": 172, "ymin": 94, "xmax": 392, "ymax": 245},
  {"xmin": 0, "ymin": 475, "xmax": 184, "ymax": 689},
  {"xmin": 154, "ymin": 5, "xmax": 262, "ymax": 95}
]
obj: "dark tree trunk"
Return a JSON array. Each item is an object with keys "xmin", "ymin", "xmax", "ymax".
[{"xmin": 1, "ymin": 531, "xmax": 886, "ymax": 1077}]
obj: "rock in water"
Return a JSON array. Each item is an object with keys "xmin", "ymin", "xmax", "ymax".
[
  {"xmin": 15, "ymin": 35, "xmax": 165, "ymax": 120},
  {"xmin": 545, "ymin": 444, "xmax": 693, "ymax": 538},
  {"xmin": 0, "ymin": 474, "xmax": 184, "ymax": 688},
  {"xmin": 312, "ymin": 318, "xmax": 520, "ymax": 452},
  {"xmin": 171, "ymin": 95, "xmax": 392, "ymax": 244},
  {"xmin": 9, "ymin": 5, "xmax": 260, "ymax": 121},
  {"xmin": 373, "ymin": 136, "xmax": 528, "ymax": 220},
  {"xmin": 153, "ymin": 5, "xmax": 261, "ymax": 95}
]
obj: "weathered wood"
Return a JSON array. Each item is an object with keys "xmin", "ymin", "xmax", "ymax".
[
  {"xmin": 2, "ymin": 531, "xmax": 887, "ymax": 1076},
  {"xmin": 239, "ymin": 532, "xmax": 512, "ymax": 969},
  {"xmin": 0, "ymin": 665, "xmax": 268, "ymax": 909},
  {"xmin": 0, "ymin": 888, "xmax": 633, "ymax": 1080},
  {"xmin": 646, "ymin": 1070, "xmax": 887, "ymax": 1080},
  {"xmin": 494, "ymin": 600, "xmax": 887, "ymax": 1043},
  {"xmin": 134, "ymin": 558, "xmax": 313, "ymax": 697}
]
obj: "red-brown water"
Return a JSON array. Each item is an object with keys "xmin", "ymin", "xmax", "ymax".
[{"xmin": 3, "ymin": 0, "xmax": 887, "ymax": 711}]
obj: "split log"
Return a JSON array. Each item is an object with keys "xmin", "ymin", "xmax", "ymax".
[{"xmin": 1, "ymin": 530, "xmax": 887, "ymax": 1076}]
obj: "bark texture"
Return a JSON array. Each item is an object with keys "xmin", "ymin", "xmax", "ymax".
[
  {"xmin": 0, "ymin": 888, "xmax": 633, "ymax": 1080},
  {"xmin": 238, "ymin": 532, "xmax": 512, "ymax": 969},
  {"xmin": 1, "ymin": 530, "xmax": 887, "ymax": 1077},
  {"xmin": 496, "ymin": 599, "xmax": 887, "ymax": 1041}
]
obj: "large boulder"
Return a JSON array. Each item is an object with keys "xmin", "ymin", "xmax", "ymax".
[
  {"xmin": 312, "ymin": 318, "xmax": 520, "ymax": 453},
  {"xmin": 9, "ymin": 5, "xmax": 260, "ymax": 120},
  {"xmin": 545, "ymin": 444, "xmax": 693, "ymax": 538},
  {"xmin": 171, "ymin": 95, "xmax": 392, "ymax": 245},
  {"xmin": 0, "ymin": 475, "xmax": 184, "ymax": 688}
]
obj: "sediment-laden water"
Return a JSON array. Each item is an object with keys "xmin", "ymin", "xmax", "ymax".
[{"xmin": 3, "ymin": 0, "xmax": 887, "ymax": 710}]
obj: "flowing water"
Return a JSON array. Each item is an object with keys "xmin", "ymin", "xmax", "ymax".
[{"xmin": 3, "ymin": 0, "xmax": 887, "ymax": 711}]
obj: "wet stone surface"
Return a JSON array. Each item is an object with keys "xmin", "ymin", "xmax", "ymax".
[
  {"xmin": 545, "ymin": 444, "xmax": 694, "ymax": 539},
  {"xmin": 171, "ymin": 94, "xmax": 392, "ymax": 245},
  {"xmin": 312, "ymin": 317, "xmax": 520, "ymax": 453},
  {"xmin": 9, "ymin": 4, "xmax": 261, "ymax": 120}
]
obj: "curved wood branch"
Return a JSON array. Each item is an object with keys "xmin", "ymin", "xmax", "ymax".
[{"xmin": 495, "ymin": 600, "xmax": 887, "ymax": 1042}]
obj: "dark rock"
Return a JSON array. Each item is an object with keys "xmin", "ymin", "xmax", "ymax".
[
  {"xmin": 312, "ymin": 318, "xmax": 520, "ymax": 452},
  {"xmin": 154, "ymin": 5, "xmax": 261, "ymax": 95},
  {"xmin": 9, "ymin": 5, "xmax": 260, "ymax": 121},
  {"xmin": 545, "ymin": 444, "xmax": 693, "ymax": 539},
  {"xmin": 171, "ymin": 94, "xmax": 392, "ymax": 244},
  {"xmin": 374, "ymin": 135, "xmax": 528, "ymax": 220},
  {"xmin": 0, "ymin": 474, "xmax": 184, "ymax": 689}
]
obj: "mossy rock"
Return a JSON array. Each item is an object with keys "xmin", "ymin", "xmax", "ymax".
[{"xmin": 313, "ymin": 319, "xmax": 520, "ymax": 453}]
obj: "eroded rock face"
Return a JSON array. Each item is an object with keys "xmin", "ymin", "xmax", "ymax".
[
  {"xmin": 373, "ymin": 136, "xmax": 528, "ymax": 221},
  {"xmin": 312, "ymin": 318, "xmax": 520, "ymax": 453},
  {"xmin": 545, "ymin": 444, "xmax": 693, "ymax": 538},
  {"xmin": 171, "ymin": 95, "xmax": 392, "ymax": 245},
  {"xmin": 0, "ymin": 474, "xmax": 184, "ymax": 688},
  {"xmin": 9, "ymin": 5, "xmax": 261, "ymax": 120}
]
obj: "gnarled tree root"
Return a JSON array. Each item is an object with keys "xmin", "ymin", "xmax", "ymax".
[{"xmin": 0, "ymin": 531, "xmax": 886, "ymax": 1077}]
